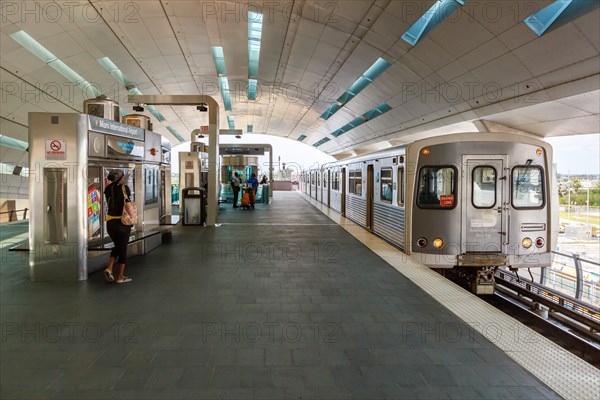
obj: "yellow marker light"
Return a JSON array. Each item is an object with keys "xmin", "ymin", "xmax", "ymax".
[
  {"xmin": 422, "ymin": 148, "xmax": 430, "ymax": 155},
  {"xmin": 522, "ymin": 237, "xmax": 532, "ymax": 249},
  {"xmin": 432, "ymin": 238, "xmax": 444, "ymax": 248},
  {"xmin": 536, "ymin": 148, "xmax": 543, "ymax": 155}
]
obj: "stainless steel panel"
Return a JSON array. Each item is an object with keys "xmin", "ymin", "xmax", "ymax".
[
  {"xmin": 185, "ymin": 173, "xmax": 194, "ymax": 189},
  {"xmin": 29, "ymin": 113, "xmax": 88, "ymax": 281},
  {"xmin": 346, "ymin": 195, "xmax": 366, "ymax": 228},
  {"xmin": 144, "ymin": 131, "xmax": 162, "ymax": 163},
  {"xmin": 44, "ymin": 168, "xmax": 67, "ymax": 243},
  {"xmin": 330, "ymin": 191, "xmax": 342, "ymax": 213},
  {"xmin": 373, "ymin": 202, "xmax": 405, "ymax": 250},
  {"xmin": 88, "ymin": 131, "xmax": 105, "ymax": 158}
]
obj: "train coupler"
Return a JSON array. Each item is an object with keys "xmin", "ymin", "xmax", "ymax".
[{"xmin": 472, "ymin": 269, "xmax": 495, "ymax": 295}]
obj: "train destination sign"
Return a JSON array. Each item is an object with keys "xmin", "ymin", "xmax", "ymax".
[
  {"xmin": 88, "ymin": 115, "xmax": 145, "ymax": 140},
  {"xmin": 440, "ymin": 194, "xmax": 454, "ymax": 207}
]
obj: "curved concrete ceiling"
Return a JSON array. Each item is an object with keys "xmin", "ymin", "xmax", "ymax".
[{"xmin": 1, "ymin": 0, "xmax": 599, "ymax": 159}]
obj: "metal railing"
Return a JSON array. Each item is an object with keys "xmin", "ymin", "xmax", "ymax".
[
  {"xmin": 0, "ymin": 208, "xmax": 29, "ymax": 223},
  {"xmin": 541, "ymin": 251, "xmax": 600, "ymax": 308}
]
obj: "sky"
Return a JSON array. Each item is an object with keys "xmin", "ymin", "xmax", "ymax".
[
  {"xmin": 545, "ymin": 134, "xmax": 600, "ymax": 175},
  {"xmin": 170, "ymin": 133, "xmax": 600, "ymax": 176}
]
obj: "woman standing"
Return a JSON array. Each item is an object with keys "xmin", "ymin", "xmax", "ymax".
[{"xmin": 103, "ymin": 169, "xmax": 133, "ymax": 284}]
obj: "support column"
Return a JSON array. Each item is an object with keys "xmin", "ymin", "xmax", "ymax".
[{"xmin": 207, "ymin": 106, "xmax": 219, "ymax": 225}]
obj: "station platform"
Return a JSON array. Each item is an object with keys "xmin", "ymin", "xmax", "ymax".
[{"xmin": 1, "ymin": 192, "xmax": 597, "ymax": 399}]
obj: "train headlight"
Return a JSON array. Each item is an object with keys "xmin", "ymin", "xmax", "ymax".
[
  {"xmin": 535, "ymin": 237, "xmax": 545, "ymax": 248},
  {"xmin": 522, "ymin": 237, "xmax": 532, "ymax": 249},
  {"xmin": 432, "ymin": 238, "xmax": 444, "ymax": 249},
  {"xmin": 417, "ymin": 237, "xmax": 427, "ymax": 248},
  {"xmin": 536, "ymin": 148, "xmax": 543, "ymax": 155}
]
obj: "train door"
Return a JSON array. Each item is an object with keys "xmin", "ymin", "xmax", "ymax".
[
  {"xmin": 314, "ymin": 171, "xmax": 318, "ymax": 201},
  {"xmin": 462, "ymin": 156, "xmax": 507, "ymax": 253},
  {"xmin": 366, "ymin": 164, "xmax": 374, "ymax": 232},
  {"xmin": 327, "ymin": 170, "xmax": 331, "ymax": 208},
  {"xmin": 341, "ymin": 168, "xmax": 346, "ymax": 217}
]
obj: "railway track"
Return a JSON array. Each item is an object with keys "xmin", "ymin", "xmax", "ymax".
[{"xmin": 491, "ymin": 270, "xmax": 600, "ymax": 367}]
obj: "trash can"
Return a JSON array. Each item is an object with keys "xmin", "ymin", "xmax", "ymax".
[
  {"xmin": 181, "ymin": 187, "xmax": 206, "ymax": 225},
  {"xmin": 262, "ymin": 185, "xmax": 269, "ymax": 204}
]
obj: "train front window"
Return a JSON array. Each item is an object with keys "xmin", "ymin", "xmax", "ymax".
[
  {"xmin": 512, "ymin": 166, "xmax": 544, "ymax": 209},
  {"xmin": 380, "ymin": 168, "xmax": 392, "ymax": 203},
  {"xmin": 472, "ymin": 166, "xmax": 496, "ymax": 208},
  {"xmin": 417, "ymin": 166, "xmax": 457, "ymax": 209}
]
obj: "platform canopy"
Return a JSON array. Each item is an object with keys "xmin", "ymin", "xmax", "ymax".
[{"xmin": 1, "ymin": 1, "xmax": 598, "ymax": 159}]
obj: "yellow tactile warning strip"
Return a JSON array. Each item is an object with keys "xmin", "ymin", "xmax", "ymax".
[{"xmin": 300, "ymin": 192, "xmax": 600, "ymax": 400}]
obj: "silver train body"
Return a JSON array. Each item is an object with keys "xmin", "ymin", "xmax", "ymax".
[{"xmin": 302, "ymin": 133, "xmax": 557, "ymax": 292}]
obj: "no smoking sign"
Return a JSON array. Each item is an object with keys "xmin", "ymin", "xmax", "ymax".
[{"xmin": 45, "ymin": 139, "xmax": 66, "ymax": 160}]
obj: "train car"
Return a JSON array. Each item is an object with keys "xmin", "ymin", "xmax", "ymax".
[{"xmin": 305, "ymin": 132, "xmax": 557, "ymax": 294}]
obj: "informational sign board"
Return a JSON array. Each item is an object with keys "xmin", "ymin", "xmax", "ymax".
[
  {"xmin": 45, "ymin": 139, "xmax": 66, "ymax": 160},
  {"xmin": 440, "ymin": 194, "xmax": 454, "ymax": 207},
  {"xmin": 88, "ymin": 115, "xmax": 145, "ymax": 140}
]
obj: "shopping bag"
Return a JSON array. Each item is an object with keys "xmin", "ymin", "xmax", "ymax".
[{"xmin": 121, "ymin": 185, "xmax": 137, "ymax": 225}]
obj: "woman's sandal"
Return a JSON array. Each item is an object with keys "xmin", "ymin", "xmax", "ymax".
[
  {"xmin": 117, "ymin": 276, "xmax": 132, "ymax": 284},
  {"xmin": 104, "ymin": 269, "xmax": 114, "ymax": 282}
]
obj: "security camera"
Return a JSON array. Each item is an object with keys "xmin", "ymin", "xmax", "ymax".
[
  {"xmin": 133, "ymin": 104, "xmax": 144, "ymax": 112},
  {"xmin": 197, "ymin": 103, "xmax": 208, "ymax": 112}
]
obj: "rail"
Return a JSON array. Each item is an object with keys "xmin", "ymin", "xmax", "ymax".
[
  {"xmin": 544, "ymin": 251, "xmax": 600, "ymax": 307},
  {"xmin": 0, "ymin": 208, "xmax": 29, "ymax": 223},
  {"xmin": 496, "ymin": 269, "xmax": 599, "ymax": 326}
]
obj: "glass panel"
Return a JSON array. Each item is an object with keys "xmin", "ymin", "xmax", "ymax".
[
  {"xmin": 398, "ymin": 167, "xmax": 404, "ymax": 206},
  {"xmin": 354, "ymin": 171, "xmax": 362, "ymax": 196},
  {"xmin": 349, "ymin": 171, "xmax": 359, "ymax": 195},
  {"xmin": 331, "ymin": 173, "xmax": 335, "ymax": 191},
  {"xmin": 512, "ymin": 166, "xmax": 544, "ymax": 208},
  {"xmin": 472, "ymin": 166, "xmax": 496, "ymax": 208},
  {"xmin": 417, "ymin": 167, "xmax": 456, "ymax": 209},
  {"xmin": 380, "ymin": 168, "xmax": 393, "ymax": 203},
  {"xmin": 144, "ymin": 166, "xmax": 159, "ymax": 205}
]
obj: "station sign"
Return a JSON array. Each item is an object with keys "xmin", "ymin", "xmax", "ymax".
[{"xmin": 88, "ymin": 115, "xmax": 145, "ymax": 141}]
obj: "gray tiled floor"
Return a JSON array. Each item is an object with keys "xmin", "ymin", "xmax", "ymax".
[{"xmin": 0, "ymin": 192, "xmax": 562, "ymax": 399}]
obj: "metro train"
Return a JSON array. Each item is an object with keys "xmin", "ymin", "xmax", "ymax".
[{"xmin": 301, "ymin": 132, "xmax": 558, "ymax": 294}]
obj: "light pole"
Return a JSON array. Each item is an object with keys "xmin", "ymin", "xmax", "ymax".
[
  {"xmin": 586, "ymin": 187, "xmax": 590, "ymax": 226},
  {"xmin": 568, "ymin": 188, "xmax": 571, "ymax": 221}
]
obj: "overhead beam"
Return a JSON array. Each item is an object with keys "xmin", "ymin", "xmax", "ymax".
[
  {"xmin": 473, "ymin": 119, "xmax": 543, "ymax": 137},
  {"xmin": 127, "ymin": 94, "xmax": 220, "ymax": 226}
]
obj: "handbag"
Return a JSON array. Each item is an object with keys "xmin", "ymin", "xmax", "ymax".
[{"xmin": 121, "ymin": 185, "xmax": 138, "ymax": 225}]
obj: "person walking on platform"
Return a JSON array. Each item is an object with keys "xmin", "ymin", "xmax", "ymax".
[
  {"xmin": 231, "ymin": 172, "xmax": 241, "ymax": 208},
  {"xmin": 103, "ymin": 170, "xmax": 133, "ymax": 284},
  {"xmin": 247, "ymin": 173, "xmax": 259, "ymax": 209}
]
